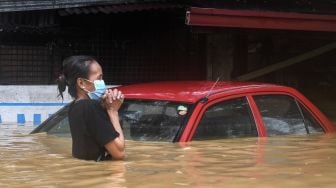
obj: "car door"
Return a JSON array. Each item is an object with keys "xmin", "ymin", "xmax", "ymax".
[{"xmin": 191, "ymin": 96, "xmax": 259, "ymax": 140}]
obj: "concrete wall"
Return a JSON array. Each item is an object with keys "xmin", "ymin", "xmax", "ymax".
[{"xmin": 0, "ymin": 85, "xmax": 72, "ymax": 123}]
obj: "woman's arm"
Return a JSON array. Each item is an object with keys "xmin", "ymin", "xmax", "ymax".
[{"xmin": 103, "ymin": 89, "xmax": 125, "ymax": 160}]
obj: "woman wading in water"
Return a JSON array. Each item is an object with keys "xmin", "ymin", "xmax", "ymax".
[{"xmin": 57, "ymin": 55, "xmax": 125, "ymax": 161}]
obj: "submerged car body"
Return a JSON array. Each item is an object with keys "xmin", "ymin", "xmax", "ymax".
[{"xmin": 31, "ymin": 81, "xmax": 336, "ymax": 142}]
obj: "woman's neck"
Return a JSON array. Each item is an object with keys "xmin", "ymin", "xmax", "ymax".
[{"xmin": 76, "ymin": 91, "xmax": 89, "ymax": 101}]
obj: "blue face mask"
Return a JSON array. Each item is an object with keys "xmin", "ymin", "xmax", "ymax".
[{"xmin": 84, "ymin": 79, "xmax": 106, "ymax": 100}]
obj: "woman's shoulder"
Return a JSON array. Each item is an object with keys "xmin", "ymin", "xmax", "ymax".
[
  {"xmin": 74, "ymin": 99, "xmax": 101, "ymax": 106},
  {"xmin": 70, "ymin": 99, "xmax": 102, "ymax": 111}
]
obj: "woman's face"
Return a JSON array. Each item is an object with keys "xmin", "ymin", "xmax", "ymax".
[{"xmin": 82, "ymin": 61, "xmax": 103, "ymax": 92}]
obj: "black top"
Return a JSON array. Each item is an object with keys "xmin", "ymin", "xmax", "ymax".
[{"xmin": 68, "ymin": 99, "xmax": 119, "ymax": 161}]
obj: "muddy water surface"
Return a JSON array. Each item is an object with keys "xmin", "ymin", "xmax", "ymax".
[{"xmin": 1, "ymin": 123, "xmax": 336, "ymax": 188}]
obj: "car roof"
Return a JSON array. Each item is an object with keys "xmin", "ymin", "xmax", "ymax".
[{"xmin": 117, "ymin": 81, "xmax": 287, "ymax": 103}]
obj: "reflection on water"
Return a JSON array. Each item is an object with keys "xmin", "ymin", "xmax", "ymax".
[{"xmin": 1, "ymin": 123, "xmax": 336, "ymax": 187}]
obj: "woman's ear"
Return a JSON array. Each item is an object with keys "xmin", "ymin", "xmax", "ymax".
[{"xmin": 77, "ymin": 78, "xmax": 85, "ymax": 89}]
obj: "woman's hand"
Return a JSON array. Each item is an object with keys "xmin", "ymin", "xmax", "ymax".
[
  {"xmin": 102, "ymin": 88, "xmax": 126, "ymax": 160},
  {"xmin": 102, "ymin": 88, "xmax": 124, "ymax": 113}
]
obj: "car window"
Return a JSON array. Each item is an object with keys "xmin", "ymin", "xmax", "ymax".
[
  {"xmin": 32, "ymin": 100, "xmax": 190, "ymax": 142},
  {"xmin": 119, "ymin": 100, "xmax": 191, "ymax": 142},
  {"xmin": 30, "ymin": 105, "xmax": 71, "ymax": 137},
  {"xmin": 47, "ymin": 116, "xmax": 71, "ymax": 137},
  {"xmin": 193, "ymin": 97, "xmax": 257, "ymax": 140},
  {"xmin": 299, "ymin": 103, "xmax": 324, "ymax": 133},
  {"xmin": 254, "ymin": 95, "xmax": 307, "ymax": 136}
]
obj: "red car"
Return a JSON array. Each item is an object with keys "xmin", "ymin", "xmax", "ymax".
[{"xmin": 31, "ymin": 81, "xmax": 336, "ymax": 142}]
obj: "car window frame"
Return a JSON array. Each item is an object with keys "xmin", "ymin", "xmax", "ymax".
[
  {"xmin": 173, "ymin": 102, "xmax": 198, "ymax": 142},
  {"xmin": 253, "ymin": 94, "xmax": 310, "ymax": 136},
  {"xmin": 192, "ymin": 96, "xmax": 258, "ymax": 140},
  {"xmin": 188, "ymin": 94, "xmax": 260, "ymax": 141},
  {"xmin": 251, "ymin": 92, "xmax": 327, "ymax": 135}
]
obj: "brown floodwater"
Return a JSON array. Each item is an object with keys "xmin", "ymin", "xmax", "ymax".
[{"xmin": 1, "ymin": 123, "xmax": 336, "ymax": 188}]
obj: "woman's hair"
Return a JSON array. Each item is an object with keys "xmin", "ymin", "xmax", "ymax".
[{"xmin": 56, "ymin": 55, "xmax": 97, "ymax": 99}]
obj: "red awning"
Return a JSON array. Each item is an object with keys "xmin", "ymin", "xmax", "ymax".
[{"xmin": 186, "ymin": 7, "xmax": 336, "ymax": 32}]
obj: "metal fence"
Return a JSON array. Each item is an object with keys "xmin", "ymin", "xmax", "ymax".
[{"xmin": 0, "ymin": 44, "xmax": 53, "ymax": 84}]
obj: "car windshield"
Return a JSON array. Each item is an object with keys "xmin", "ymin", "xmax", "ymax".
[
  {"xmin": 32, "ymin": 99, "xmax": 191, "ymax": 142},
  {"xmin": 120, "ymin": 99, "xmax": 191, "ymax": 142}
]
